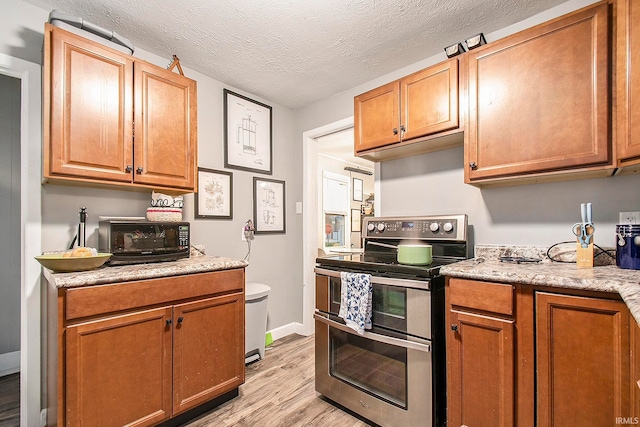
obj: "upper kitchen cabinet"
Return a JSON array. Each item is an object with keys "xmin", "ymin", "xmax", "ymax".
[
  {"xmin": 43, "ymin": 23, "xmax": 197, "ymax": 192},
  {"xmin": 616, "ymin": 0, "xmax": 640, "ymax": 169},
  {"xmin": 465, "ymin": 2, "xmax": 612, "ymax": 185},
  {"xmin": 354, "ymin": 58, "xmax": 463, "ymax": 161}
]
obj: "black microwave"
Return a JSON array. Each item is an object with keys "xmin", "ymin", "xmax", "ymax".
[{"xmin": 98, "ymin": 220, "xmax": 190, "ymax": 265}]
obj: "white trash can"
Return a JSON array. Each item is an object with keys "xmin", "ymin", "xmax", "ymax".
[{"xmin": 245, "ymin": 282, "xmax": 271, "ymax": 364}]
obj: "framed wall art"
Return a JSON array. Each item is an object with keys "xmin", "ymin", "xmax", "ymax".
[
  {"xmin": 253, "ymin": 177, "xmax": 285, "ymax": 234},
  {"xmin": 353, "ymin": 177, "xmax": 363, "ymax": 202},
  {"xmin": 224, "ymin": 89, "xmax": 273, "ymax": 174},
  {"xmin": 195, "ymin": 168, "xmax": 233, "ymax": 219}
]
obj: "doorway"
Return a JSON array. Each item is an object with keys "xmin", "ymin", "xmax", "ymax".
[
  {"xmin": 0, "ymin": 71, "xmax": 21, "ymax": 426},
  {"xmin": 0, "ymin": 52, "xmax": 43, "ymax": 427},
  {"xmin": 301, "ymin": 118, "xmax": 379, "ymax": 336}
]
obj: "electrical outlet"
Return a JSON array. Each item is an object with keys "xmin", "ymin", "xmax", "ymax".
[{"xmin": 619, "ymin": 211, "xmax": 640, "ymax": 224}]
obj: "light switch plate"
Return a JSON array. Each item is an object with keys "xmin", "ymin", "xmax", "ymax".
[
  {"xmin": 619, "ymin": 211, "xmax": 640, "ymax": 224},
  {"xmin": 296, "ymin": 202, "xmax": 303, "ymax": 214}
]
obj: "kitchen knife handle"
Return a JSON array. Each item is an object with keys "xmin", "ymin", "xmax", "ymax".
[{"xmin": 580, "ymin": 203, "xmax": 587, "ymax": 224}]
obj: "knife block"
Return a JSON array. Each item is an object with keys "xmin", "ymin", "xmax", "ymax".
[{"xmin": 576, "ymin": 239, "xmax": 594, "ymax": 268}]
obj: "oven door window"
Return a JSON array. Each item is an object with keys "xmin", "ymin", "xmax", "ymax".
[
  {"xmin": 330, "ymin": 278, "xmax": 407, "ymax": 332},
  {"xmin": 329, "ymin": 327, "xmax": 407, "ymax": 408}
]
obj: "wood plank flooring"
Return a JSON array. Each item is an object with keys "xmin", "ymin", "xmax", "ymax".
[
  {"xmin": 184, "ymin": 334, "xmax": 372, "ymax": 427},
  {"xmin": 0, "ymin": 373, "xmax": 19, "ymax": 427}
]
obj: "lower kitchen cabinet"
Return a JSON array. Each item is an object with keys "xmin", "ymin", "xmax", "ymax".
[
  {"xmin": 446, "ymin": 278, "xmax": 516, "ymax": 427},
  {"xmin": 536, "ymin": 292, "xmax": 631, "ymax": 426},
  {"xmin": 446, "ymin": 278, "xmax": 638, "ymax": 426},
  {"xmin": 173, "ymin": 294, "xmax": 244, "ymax": 414},
  {"xmin": 47, "ymin": 268, "xmax": 245, "ymax": 427},
  {"xmin": 66, "ymin": 307, "xmax": 174, "ymax": 426},
  {"xmin": 447, "ymin": 311, "xmax": 515, "ymax": 427}
]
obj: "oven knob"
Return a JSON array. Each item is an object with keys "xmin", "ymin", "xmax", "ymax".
[
  {"xmin": 377, "ymin": 223, "xmax": 386, "ymax": 232},
  {"xmin": 367, "ymin": 222, "xmax": 376, "ymax": 232},
  {"xmin": 443, "ymin": 222, "xmax": 454, "ymax": 233},
  {"xmin": 429, "ymin": 222, "xmax": 440, "ymax": 232}
]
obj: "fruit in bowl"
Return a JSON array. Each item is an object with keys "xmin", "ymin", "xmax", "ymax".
[{"xmin": 35, "ymin": 247, "xmax": 111, "ymax": 272}]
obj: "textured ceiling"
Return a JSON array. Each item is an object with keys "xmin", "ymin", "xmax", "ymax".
[{"xmin": 25, "ymin": 0, "xmax": 566, "ymax": 109}]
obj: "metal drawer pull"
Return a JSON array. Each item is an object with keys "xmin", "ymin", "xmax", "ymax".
[{"xmin": 314, "ymin": 313, "xmax": 431, "ymax": 353}]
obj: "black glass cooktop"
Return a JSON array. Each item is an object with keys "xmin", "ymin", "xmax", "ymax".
[{"xmin": 315, "ymin": 252, "xmax": 460, "ymax": 279}]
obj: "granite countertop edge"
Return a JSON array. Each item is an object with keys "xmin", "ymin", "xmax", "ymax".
[
  {"xmin": 43, "ymin": 255, "xmax": 248, "ymax": 289},
  {"xmin": 440, "ymin": 249, "xmax": 640, "ymax": 327}
]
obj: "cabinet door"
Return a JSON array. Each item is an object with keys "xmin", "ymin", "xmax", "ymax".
[
  {"xmin": 401, "ymin": 58, "xmax": 459, "ymax": 140},
  {"xmin": 133, "ymin": 61, "xmax": 197, "ymax": 190},
  {"xmin": 633, "ymin": 319, "xmax": 640, "ymax": 418},
  {"xmin": 447, "ymin": 310, "xmax": 515, "ymax": 427},
  {"xmin": 65, "ymin": 307, "xmax": 173, "ymax": 427},
  {"xmin": 354, "ymin": 81, "xmax": 401, "ymax": 152},
  {"xmin": 46, "ymin": 24, "xmax": 134, "ymax": 182},
  {"xmin": 173, "ymin": 292, "xmax": 245, "ymax": 414},
  {"xmin": 466, "ymin": 3, "xmax": 610, "ymax": 182},
  {"xmin": 616, "ymin": 0, "xmax": 640, "ymax": 165},
  {"xmin": 536, "ymin": 292, "xmax": 631, "ymax": 427}
]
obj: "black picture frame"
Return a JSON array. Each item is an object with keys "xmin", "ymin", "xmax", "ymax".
[
  {"xmin": 253, "ymin": 177, "xmax": 286, "ymax": 234},
  {"xmin": 194, "ymin": 168, "xmax": 233, "ymax": 219},
  {"xmin": 223, "ymin": 89, "xmax": 273, "ymax": 175}
]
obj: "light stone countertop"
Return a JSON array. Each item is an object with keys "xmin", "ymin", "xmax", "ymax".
[
  {"xmin": 43, "ymin": 255, "xmax": 248, "ymax": 289},
  {"xmin": 440, "ymin": 245, "xmax": 640, "ymax": 326}
]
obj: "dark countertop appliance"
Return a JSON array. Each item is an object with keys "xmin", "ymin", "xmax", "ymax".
[
  {"xmin": 99, "ymin": 220, "xmax": 190, "ymax": 265},
  {"xmin": 314, "ymin": 214, "xmax": 469, "ymax": 427}
]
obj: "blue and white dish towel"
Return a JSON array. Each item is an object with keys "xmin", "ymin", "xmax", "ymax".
[{"xmin": 338, "ymin": 272, "xmax": 372, "ymax": 335}]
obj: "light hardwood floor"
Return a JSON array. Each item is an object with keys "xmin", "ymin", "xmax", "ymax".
[{"xmin": 184, "ymin": 334, "xmax": 372, "ymax": 427}]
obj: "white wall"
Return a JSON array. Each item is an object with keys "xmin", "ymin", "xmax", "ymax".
[{"xmin": 296, "ymin": 0, "xmax": 638, "ymax": 251}]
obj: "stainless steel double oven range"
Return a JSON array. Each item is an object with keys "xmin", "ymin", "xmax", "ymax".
[{"xmin": 314, "ymin": 215, "xmax": 469, "ymax": 427}]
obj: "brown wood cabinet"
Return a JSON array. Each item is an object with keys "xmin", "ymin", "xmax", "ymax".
[
  {"xmin": 536, "ymin": 292, "xmax": 631, "ymax": 426},
  {"xmin": 43, "ymin": 23, "xmax": 197, "ymax": 192},
  {"xmin": 446, "ymin": 277, "xmax": 638, "ymax": 426},
  {"xmin": 616, "ymin": 0, "xmax": 640, "ymax": 168},
  {"xmin": 446, "ymin": 278, "xmax": 516, "ymax": 427},
  {"xmin": 354, "ymin": 58, "xmax": 462, "ymax": 161},
  {"xmin": 465, "ymin": 2, "xmax": 612, "ymax": 185},
  {"xmin": 47, "ymin": 268, "xmax": 245, "ymax": 427}
]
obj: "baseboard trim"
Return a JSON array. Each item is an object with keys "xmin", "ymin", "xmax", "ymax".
[
  {"xmin": 267, "ymin": 322, "xmax": 306, "ymax": 342},
  {"xmin": 0, "ymin": 350, "xmax": 20, "ymax": 377}
]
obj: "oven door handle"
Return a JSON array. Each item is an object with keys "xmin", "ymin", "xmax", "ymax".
[
  {"xmin": 314, "ymin": 313, "xmax": 431, "ymax": 353},
  {"xmin": 313, "ymin": 267, "xmax": 430, "ymax": 290}
]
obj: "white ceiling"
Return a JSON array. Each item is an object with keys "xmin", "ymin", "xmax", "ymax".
[{"xmin": 25, "ymin": 0, "xmax": 567, "ymax": 109}]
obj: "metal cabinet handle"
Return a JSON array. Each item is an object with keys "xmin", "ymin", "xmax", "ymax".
[
  {"xmin": 393, "ymin": 128, "xmax": 398, "ymax": 135},
  {"xmin": 469, "ymin": 162, "xmax": 478, "ymax": 170},
  {"xmin": 125, "ymin": 165, "xmax": 133, "ymax": 173},
  {"xmin": 400, "ymin": 125, "xmax": 406, "ymax": 132},
  {"xmin": 451, "ymin": 324, "xmax": 459, "ymax": 332},
  {"xmin": 136, "ymin": 166, "xmax": 143, "ymax": 174},
  {"xmin": 177, "ymin": 317, "xmax": 184, "ymax": 324},
  {"xmin": 166, "ymin": 319, "xmax": 172, "ymax": 326}
]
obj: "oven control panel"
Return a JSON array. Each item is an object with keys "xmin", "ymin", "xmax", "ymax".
[{"xmin": 363, "ymin": 215, "xmax": 467, "ymax": 241}]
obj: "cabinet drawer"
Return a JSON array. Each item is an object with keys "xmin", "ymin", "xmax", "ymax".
[
  {"xmin": 449, "ymin": 278, "xmax": 513, "ymax": 316},
  {"xmin": 65, "ymin": 269, "xmax": 244, "ymax": 321}
]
